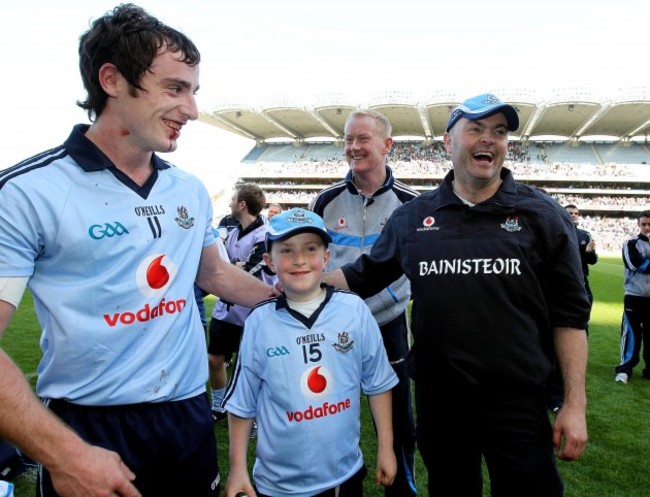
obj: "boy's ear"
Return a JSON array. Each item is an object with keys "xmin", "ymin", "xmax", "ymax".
[
  {"xmin": 263, "ymin": 253, "xmax": 274, "ymax": 273},
  {"xmin": 323, "ymin": 247, "xmax": 330, "ymax": 268}
]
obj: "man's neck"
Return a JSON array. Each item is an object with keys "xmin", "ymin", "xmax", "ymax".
[
  {"xmin": 452, "ymin": 177, "xmax": 502, "ymax": 205},
  {"xmin": 352, "ymin": 166, "xmax": 387, "ymax": 196},
  {"xmin": 238, "ymin": 212, "xmax": 257, "ymax": 231},
  {"xmin": 85, "ymin": 121, "xmax": 154, "ymax": 187}
]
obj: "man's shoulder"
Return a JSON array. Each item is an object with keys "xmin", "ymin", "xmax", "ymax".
[
  {"xmin": 241, "ymin": 223, "xmax": 268, "ymax": 244},
  {"xmin": 311, "ymin": 181, "xmax": 348, "ymax": 208},
  {"xmin": 1, "ymin": 145, "xmax": 70, "ymax": 190},
  {"xmin": 396, "ymin": 189, "xmax": 438, "ymax": 209},
  {"xmin": 159, "ymin": 160, "xmax": 205, "ymax": 185},
  {"xmin": 391, "ymin": 178, "xmax": 419, "ymax": 198},
  {"xmin": 311, "ymin": 181, "xmax": 356, "ymax": 217}
]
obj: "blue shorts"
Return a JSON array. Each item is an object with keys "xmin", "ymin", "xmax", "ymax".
[{"xmin": 39, "ymin": 393, "xmax": 219, "ymax": 497}]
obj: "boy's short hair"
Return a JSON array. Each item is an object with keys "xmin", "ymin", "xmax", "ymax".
[{"xmin": 265, "ymin": 208, "xmax": 332, "ymax": 252}]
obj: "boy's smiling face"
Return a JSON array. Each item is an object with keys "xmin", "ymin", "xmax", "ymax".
[{"xmin": 264, "ymin": 232, "xmax": 329, "ymax": 302}]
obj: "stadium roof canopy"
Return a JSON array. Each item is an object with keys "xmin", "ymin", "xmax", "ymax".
[{"xmin": 200, "ymin": 88, "xmax": 650, "ymax": 144}]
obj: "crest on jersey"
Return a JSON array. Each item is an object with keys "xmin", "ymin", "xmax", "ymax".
[
  {"xmin": 500, "ymin": 216, "xmax": 522, "ymax": 232},
  {"xmin": 333, "ymin": 331, "xmax": 354, "ymax": 354},
  {"xmin": 175, "ymin": 206, "xmax": 195, "ymax": 229}
]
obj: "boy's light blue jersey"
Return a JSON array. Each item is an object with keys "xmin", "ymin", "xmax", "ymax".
[
  {"xmin": 0, "ymin": 125, "xmax": 215, "ymax": 405},
  {"xmin": 224, "ymin": 286, "xmax": 398, "ymax": 497}
]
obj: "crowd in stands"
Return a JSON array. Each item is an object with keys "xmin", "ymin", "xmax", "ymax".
[
  {"xmin": 552, "ymin": 194, "xmax": 650, "ymax": 211},
  {"xmin": 389, "ymin": 140, "xmax": 533, "ymax": 164},
  {"xmin": 243, "ymin": 157, "xmax": 639, "ymax": 181},
  {"xmin": 232, "ymin": 142, "xmax": 650, "ymax": 256},
  {"xmin": 578, "ymin": 215, "xmax": 638, "ymax": 254}
]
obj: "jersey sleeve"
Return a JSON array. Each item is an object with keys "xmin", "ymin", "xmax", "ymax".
[
  {"xmin": 0, "ymin": 180, "xmax": 41, "ymax": 277},
  {"xmin": 543, "ymin": 204, "xmax": 592, "ymax": 328},
  {"xmin": 222, "ymin": 313, "xmax": 262, "ymax": 418},
  {"xmin": 358, "ymin": 301, "xmax": 399, "ymax": 395},
  {"xmin": 201, "ymin": 188, "xmax": 216, "ymax": 249}
]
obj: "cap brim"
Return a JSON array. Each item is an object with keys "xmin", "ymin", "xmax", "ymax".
[
  {"xmin": 447, "ymin": 104, "xmax": 519, "ymax": 132},
  {"xmin": 265, "ymin": 227, "xmax": 332, "ymax": 252}
]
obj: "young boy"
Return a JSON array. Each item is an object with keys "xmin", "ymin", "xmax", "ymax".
[{"xmin": 223, "ymin": 208, "xmax": 398, "ymax": 497}]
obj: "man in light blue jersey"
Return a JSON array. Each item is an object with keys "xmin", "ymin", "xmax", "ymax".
[{"xmin": 0, "ymin": 4, "xmax": 274, "ymax": 497}]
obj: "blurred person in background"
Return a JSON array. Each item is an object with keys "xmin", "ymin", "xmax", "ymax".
[
  {"xmin": 266, "ymin": 202, "xmax": 284, "ymax": 220},
  {"xmin": 545, "ymin": 204, "xmax": 598, "ymax": 411},
  {"xmin": 208, "ymin": 183, "xmax": 276, "ymax": 434},
  {"xmin": 615, "ymin": 210, "xmax": 650, "ymax": 384}
]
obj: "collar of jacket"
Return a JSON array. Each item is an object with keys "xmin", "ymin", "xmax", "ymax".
[
  {"xmin": 344, "ymin": 165, "xmax": 394, "ymax": 197},
  {"xmin": 436, "ymin": 167, "xmax": 517, "ymax": 213}
]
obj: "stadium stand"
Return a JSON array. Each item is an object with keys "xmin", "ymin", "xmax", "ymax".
[
  {"xmin": 218, "ymin": 141, "xmax": 650, "ymax": 255},
  {"xmin": 202, "ymin": 92, "xmax": 650, "ymax": 255}
]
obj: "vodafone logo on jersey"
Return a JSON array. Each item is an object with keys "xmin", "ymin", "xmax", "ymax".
[
  {"xmin": 286, "ymin": 365, "xmax": 351, "ymax": 423},
  {"xmin": 299, "ymin": 366, "xmax": 334, "ymax": 399},
  {"xmin": 102, "ymin": 254, "xmax": 186, "ymax": 328},
  {"xmin": 136, "ymin": 254, "xmax": 178, "ymax": 297}
]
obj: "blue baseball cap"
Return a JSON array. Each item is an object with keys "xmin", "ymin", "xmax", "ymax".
[
  {"xmin": 265, "ymin": 208, "xmax": 332, "ymax": 251},
  {"xmin": 446, "ymin": 93, "xmax": 519, "ymax": 132}
]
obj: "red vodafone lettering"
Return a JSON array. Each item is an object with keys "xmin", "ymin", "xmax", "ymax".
[
  {"xmin": 103, "ymin": 298, "xmax": 187, "ymax": 327},
  {"xmin": 286, "ymin": 399, "xmax": 351, "ymax": 422}
]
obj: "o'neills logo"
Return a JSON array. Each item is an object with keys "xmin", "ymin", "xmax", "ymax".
[
  {"xmin": 286, "ymin": 399, "xmax": 351, "ymax": 423},
  {"xmin": 103, "ymin": 298, "xmax": 187, "ymax": 327}
]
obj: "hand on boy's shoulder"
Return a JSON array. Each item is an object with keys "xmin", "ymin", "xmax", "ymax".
[{"xmin": 270, "ymin": 281, "xmax": 283, "ymax": 297}]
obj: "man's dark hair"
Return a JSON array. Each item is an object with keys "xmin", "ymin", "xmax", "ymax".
[
  {"xmin": 565, "ymin": 204, "xmax": 578, "ymax": 211},
  {"xmin": 235, "ymin": 183, "xmax": 266, "ymax": 217},
  {"xmin": 77, "ymin": 3, "xmax": 200, "ymax": 120},
  {"xmin": 638, "ymin": 210, "xmax": 650, "ymax": 220}
]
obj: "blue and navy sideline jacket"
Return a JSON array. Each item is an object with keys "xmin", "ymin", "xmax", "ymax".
[{"xmin": 622, "ymin": 233, "xmax": 650, "ymax": 297}]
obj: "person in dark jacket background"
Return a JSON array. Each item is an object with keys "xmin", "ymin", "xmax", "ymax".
[{"xmin": 545, "ymin": 203, "xmax": 599, "ymax": 411}]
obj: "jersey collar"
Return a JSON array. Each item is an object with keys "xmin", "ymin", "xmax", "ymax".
[
  {"xmin": 344, "ymin": 165, "xmax": 395, "ymax": 197},
  {"xmin": 64, "ymin": 124, "xmax": 171, "ymax": 173}
]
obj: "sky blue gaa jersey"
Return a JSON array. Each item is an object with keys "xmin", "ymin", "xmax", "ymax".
[
  {"xmin": 224, "ymin": 286, "xmax": 398, "ymax": 497},
  {"xmin": 0, "ymin": 125, "xmax": 215, "ymax": 405}
]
